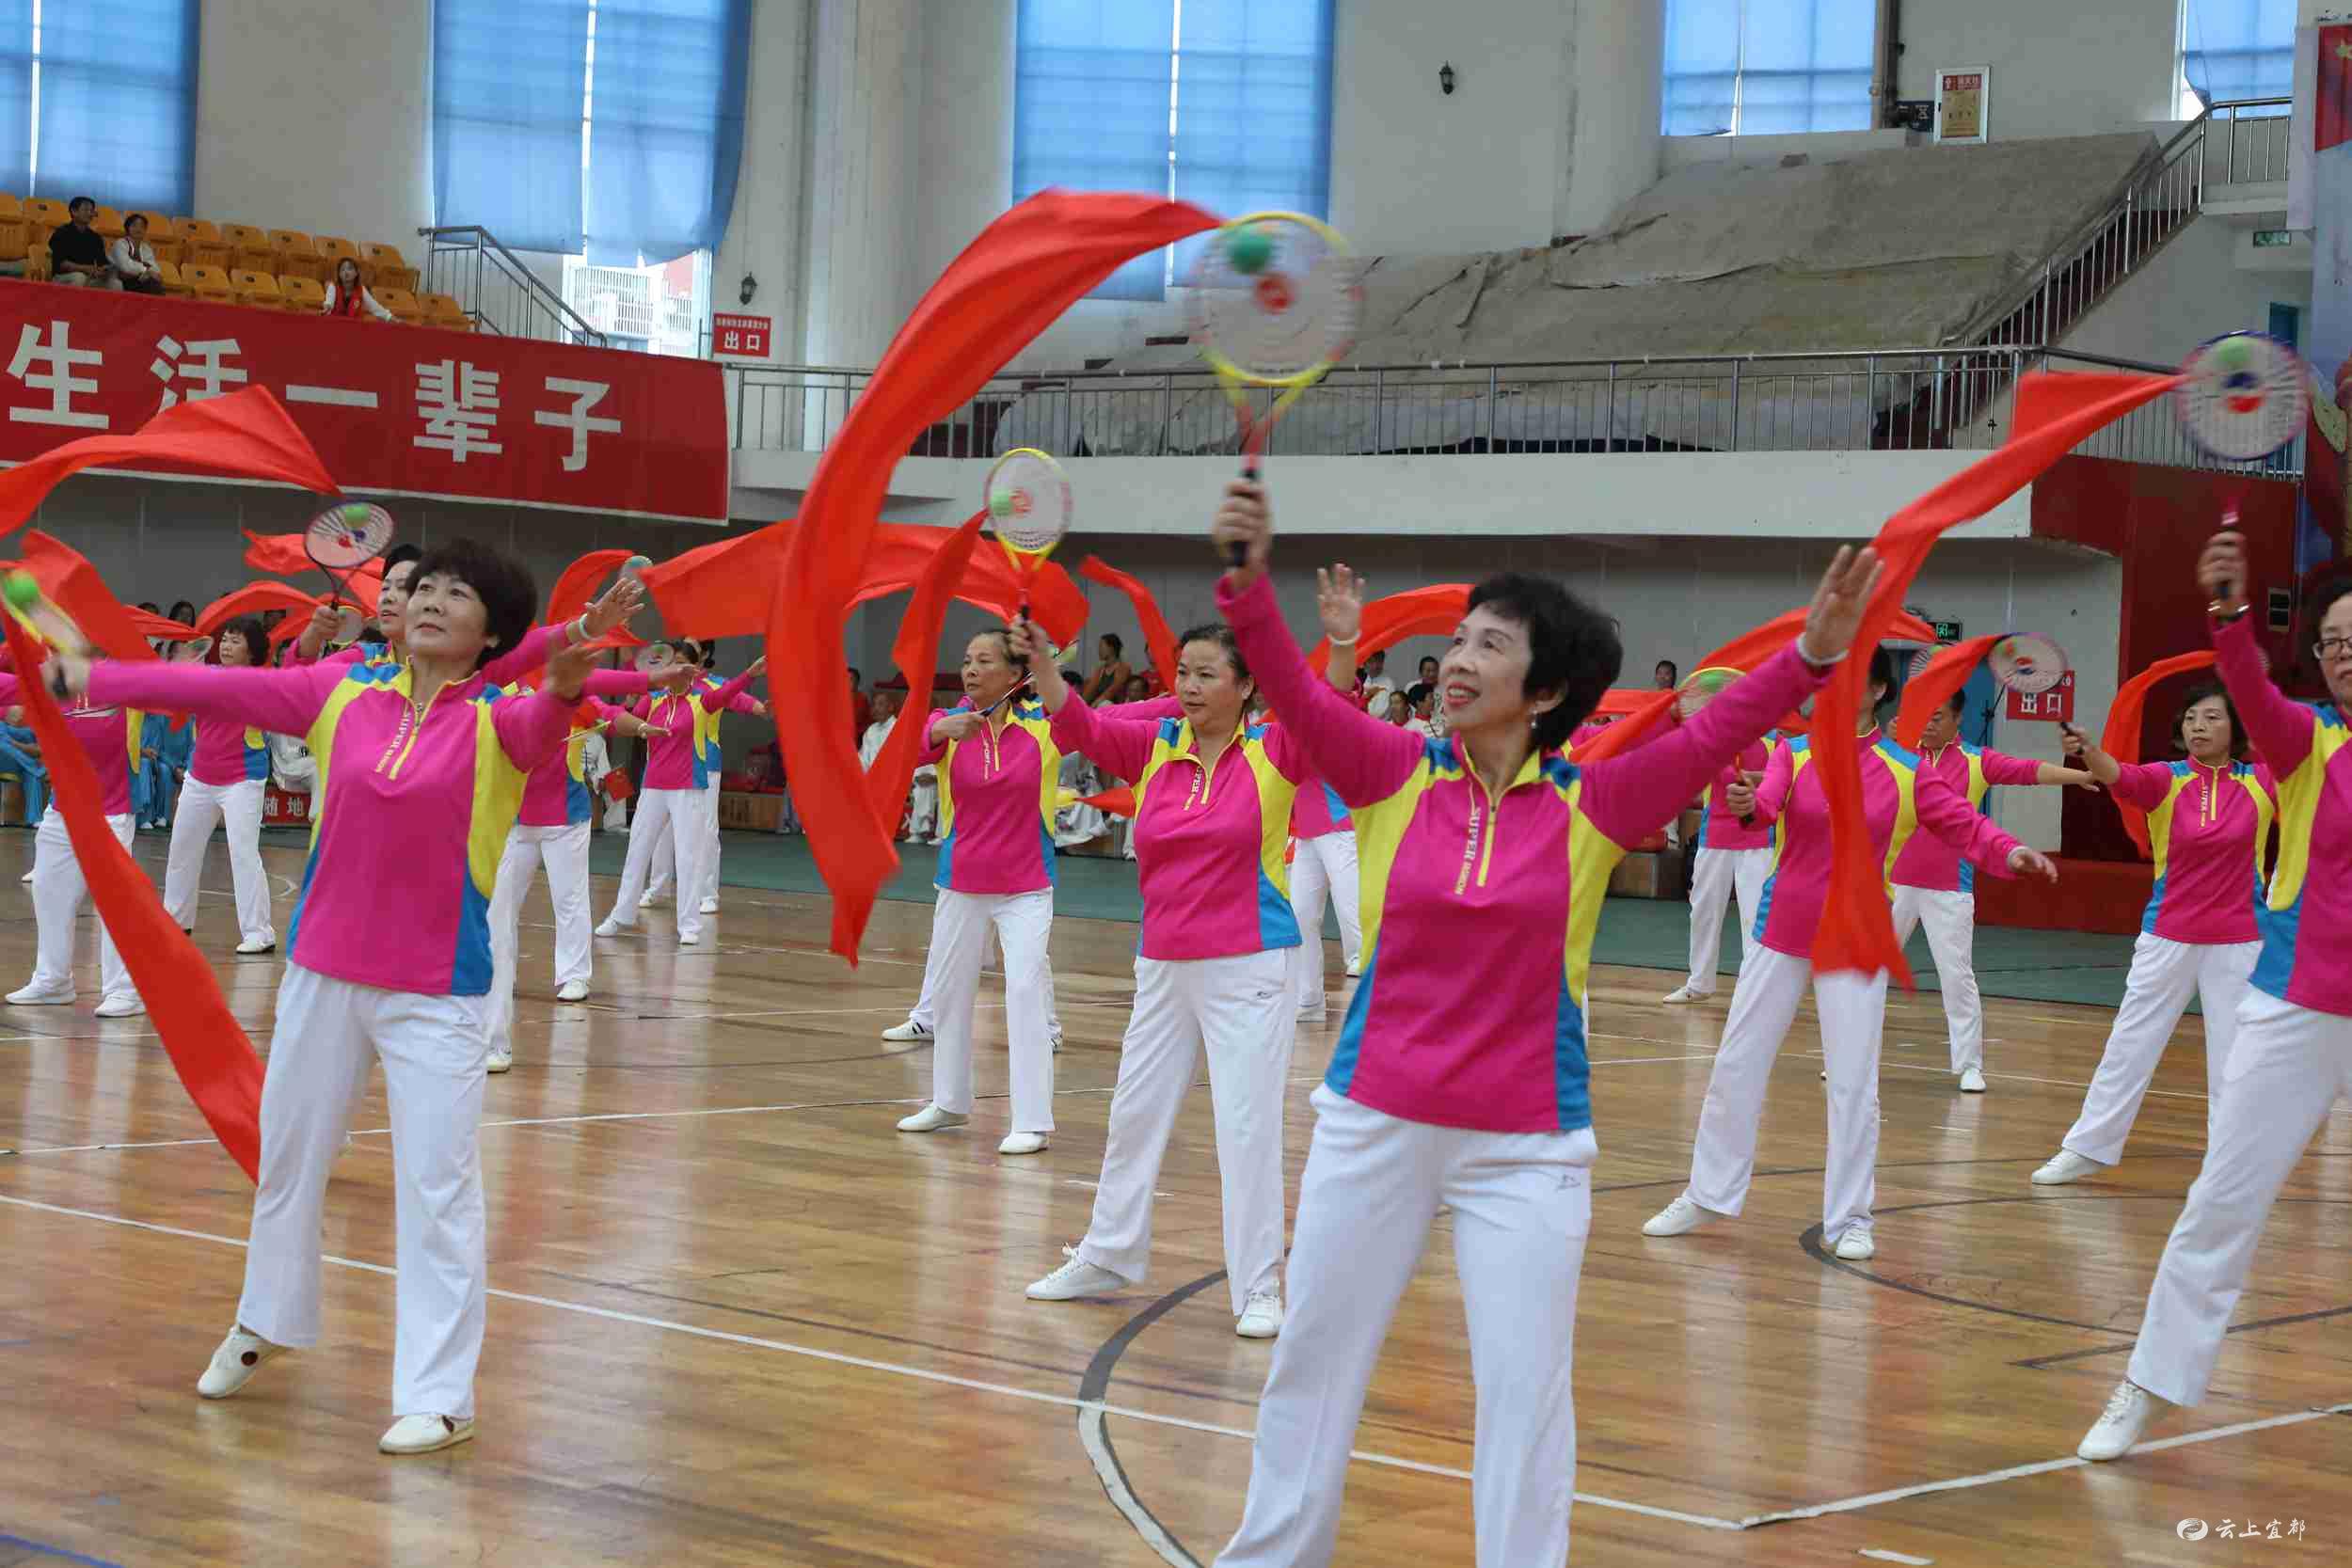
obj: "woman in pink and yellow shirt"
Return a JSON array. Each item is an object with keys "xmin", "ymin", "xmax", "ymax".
[
  {"xmin": 1, "ymin": 669, "xmax": 147, "ymax": 1017},
  {"xmin": 2080, "ymin": 543, "xmax": 2352, "ymax": 1462},
  {"xmin": 2038, "ymin": 683, "xmax": 2273, "ymax": 1183},
  {"xmin": 1018, "ymin": 618, "xmax": 1309, "ymax": 1338},
  {"xmin": 1203, "ymin": 482, "xmax": 1877, "ymax": 1568},
  {"xmin": 159, "ymin": 617, "xmax": 279, "ymax": 956},
  {"xmin": 58, "ymin": 539, "xmax": 590, "ymax": 1459}
]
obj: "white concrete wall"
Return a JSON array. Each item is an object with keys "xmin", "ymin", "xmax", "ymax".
[
  {"xmin": 1896, "ymin": 0, "xmax": 2182, "ymax": 141},
  {"xmin": 2060, "ymin": 214, "xmax": 2313, "ymax": 366}
]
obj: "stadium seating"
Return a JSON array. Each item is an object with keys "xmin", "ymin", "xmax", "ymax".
[
  {"xmin": 179, "ymin": 263, "xmax": 232, "ymax": 305},
  {"xmin": 270, "ymin": 230, "xmax": 324, "ymax": 282},
  {"xmin": 372, "ymin": 286, "xmax": 425, "ymax": 325},
  {"xmin": 224, "ymin": 224, "xmax": 273, "ymax": 275},
  {"xmin": 420, "ymin": 292, "xmax": 471, "ymax": 329},
  {"xmin": 277, "ymin": 275, "xmax": 326, "ymax": 311},
  {"xmin": 360, "ymin": 242, "xmax": 418, "ymax": 292},
  {"xmin": 175, "ymin": 219, "xmax": 228, "ymax": 270}
]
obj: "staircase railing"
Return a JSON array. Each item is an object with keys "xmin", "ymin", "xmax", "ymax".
[{"xmin": 415, "ymin": 227, "xmax": 610, "ymax": 349}]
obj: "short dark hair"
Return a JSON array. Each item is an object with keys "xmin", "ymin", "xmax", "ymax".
[
  {"xmin": 2175, "ymin": 679, "xmax": 2246, "ymax": 757},
  {"xmin": 217, "ymin": 617, "xmax": 268, "ymax": 667},
  {"xmin": 408, "ymin": 538, "xmax": 538, "ymax": 669},
  {"xmin": 1656, "ymin": 658, "xmax": 1679, "ymax": 679},
  {"xmin": 2312, "ymin": 577, "xmax": 2352, "ymax": 641},
  {"xmin": 124, "ymin": 212, "xmax": 148, "ymax": 230},
  {"xmin": 379, "ymin": 542, "xmax": 422, "ymax": 589},
  {"xmin": 1419, "ymin": 656, "xmax": 1438, "ymax": 673},
  {"xmin": 1100, "ymin": 633, "xmax": 1123, "ymax": 657},
  {"xmin": 68, "ymin": 196, "xmax": 94, "ymax": 215},
  {"xmin": 1177, "ymin": 622, "xmax": 1249, "ymax": 684},
  {"xmin": 1867, "ymin": 647, "xmax": 1899, "ymax": 711},
  {"xmin": 1465, "ymin": 572, "xmax": 1622, "ymax": 752},
  {"xmin": 1939, "ymin": 689, "xmax": 1967, "ymax": 718}
]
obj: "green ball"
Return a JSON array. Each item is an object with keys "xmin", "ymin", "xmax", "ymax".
[
  {"xmin": 2215, "ymin": 335, "xmax": 2255, "ymax": 372},
  {"xmin": 989, "ymin": 489, "xmax": 1018, "ymax": 518},
  {"xmin": 342, "ymin": 501, "xmax": 373, "ymax": 525},
  {"xmin": 1226, "ymin": 224, "xmax": 1274, "ymax": 276},
  {"xmin": 3, "ymin": 572, "xmax": 38, "ymax": 611}
]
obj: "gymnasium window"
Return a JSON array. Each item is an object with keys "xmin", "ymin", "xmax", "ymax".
[
  {"xmin": 436, "ymin": 0, "xmax": 748, "ymax": 351},
  {"xmin": 1661, "ymin": 0, "xmax": 1875, "ymax": 137},
  {"xmin": 1012, "ymin": 0, "xmax": 1337, "ymax": 303},
  {"xmin": 0, "ymin": 0, "xmax": 199, "ymax": 214},
  {"xmin": 2176, "ymin": 0, "xmax": 2295, "ymax": 116}
]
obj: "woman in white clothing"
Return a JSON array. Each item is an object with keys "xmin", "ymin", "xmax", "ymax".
[
  {"xmin": 109, "ymin": 214, "xmax": 164, "ymax": 294},
  {"xmin": 161, "ymin": 618, "xmax": 279, "ymax": 955},
  {"xmin": 323, "ymin": 257, "xmax": 395, "ymax": 321}
]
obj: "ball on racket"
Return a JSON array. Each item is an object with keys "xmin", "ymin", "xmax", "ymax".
[
  {"xmin": 1225, "ymin": 224, "xmax": 1275, "ymax": 277},
  {"xmin": 2214, "ymin": 335, "xmax": 2256, "ymax": 373},
  {"xmin": 340, "ymin": 501, "xmax": 373, "ymax": 527},
  {"xmin": 3, "ymin": 572, "xmax": 39, "ymax": 611},
  {"xmin": 989, "ymin": 488, "xmax": 1019, "ymax": 519}
]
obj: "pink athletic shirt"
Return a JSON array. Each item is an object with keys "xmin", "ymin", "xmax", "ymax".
[
  {"xmin": 1887, "ymin": 742, "xmax": 2042, "ymax": 893},
  {"xmin": 1696, "ymin": 739, "xmax": 1775, "ymax": 852},
  {"xmin": 0, "ymin": 673, "xmax": 135, "ymax": 815},
  {"xmin": 2109, "ymin": 757, "xmax": 2274, "ymax": 945},
  {"xmin": 508, "ymin": 669, "xmax": 651, "ymax": 828}
]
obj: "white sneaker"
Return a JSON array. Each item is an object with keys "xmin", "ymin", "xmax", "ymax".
[
  {"xmin": 234, "ymin": 937, "xmax": 277, "ymax": 956},
  {"xmin": 594, "ymin": 917, "xmax": 632, "ymax": 938},
  {"xmin": 1297, "ymin": 1008, "xmax": 1327, "ymax": 1025},
  {"xmin": 1235, "ymin": 1290, "xmax": 1284, "ymax": 1338},
  {"xmin": 6, "ymin": 984, "xmax": 72, "ymax": 1006},
  {"xmin": 1833, "ymin": 1224, "xmax": 1876, "ymax": 1261},
  {"xmin": 2033, "ymin": 1148, "xmax": 2106, "ymax": 1186},
  {"xmin": 2078, "ymin": 1380, "xmax": 2164, "ymax": 1460},
  {"xmin": 378, "ymin": 1413, "xmax": 476, "ymax": 1455},
  {"xmin": 94, "ymin": 995, "xmax": 145, "ymax": 1019},
  {"xmin": 17, "ymin": 869, "xmax": 29, "ymax": 883},
  {"xmin": 1642, "ymin": 1196, "xmax": 1719, "ymax": 1237},
  {"xmin": 1343, "ymin": 958, "xmax": 1360, "ymax": 978},
  {"xmin": 698, "ymin": 896, "xmax": 719, "ymax": 915},
  {"xmin": 1025, "ymin": 1247, "xmax": 1126, "ymax": 1301},
  {"xmin": 1661, "ymin": 984, "xmax": 1709, "ymax": 1005},
  {"xmin": 676, "ymin": 931, "xmax": 700, "ymax": 946},
  {"xmin": 638, "ymin": 890, "xmax": 662, "ymax": 909},
  {"xmin": 197, "ymin": 1325, "xmax": 285, "ymax": 1399},
  {"xmin": 881, "ymin": 1019, "xmax": 933, "ymax": 1042},
  {"xmin": 896, "ymin": 1103, "xmax": 969, "ymax": 1132},
  {"xmin": 554, "ymin": 979, "xmax": 589, "ymax": 1003},
  {"xmin": 998, "ymin": 1132, "xmax": 1048, "ymax": 1156},
  {"xmin": 485, "ymin": 1048, "xmax": 513, "ymax": 1074},
  {"xmin": 1959, "ymin": 1067, "xmax": 1988, "ymax": 1093}
]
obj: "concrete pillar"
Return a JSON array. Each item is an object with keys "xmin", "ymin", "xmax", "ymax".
[
  {"xmin": 1554, "ymin": 0, "xmax": 1664, "ymax": 241},
  {"xmin": 712, "ymin": 0, "xmax": 812, "ymax": 369},
  {"xmin": 802, "ymin": 0, "xmax": 923, "ymax": 369}
]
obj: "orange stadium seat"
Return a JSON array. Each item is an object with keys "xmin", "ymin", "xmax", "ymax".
[
  {"xmin": 93, "ymin": 205, "xmax": 125, "ymax": 241},
  {"xmin": 420, "ymin": 292, "xmax": 470, "ymax": 328},
  {"xmin": 180, "ymin": 263, "xmax": 231, "ymax": 304},
  {"xmin": 270, "ymin": 230, "xmax": 323, "ymax": 282},
  {"xmin": 222, "ymin": 223, "xmax": 273, "ymax": 274},
  {"xmin": 0, "ymin": 194, "xmax": 23, "ymax": 223},
  {"xmin": 360, "ymin": 242, "xmax": 417, "ymax": 292},
  {"xmin": 228, "ymin": 268, "xmax": 281, "ymax": 309},
  {"xmin": 0, "ymin": 219, "xmax": 27, "ymax": 273},
  {"xmin": 24, "ymin": 197, "xmax": 67, "ymax": 230},
  {"xmin": 175, "ymin": 219, "xmax": 227, "ymax": 270},
  {"xmin": 315, "ymin": 235, "xmax": 360, "ymax": 278},
  {"xmin": 277, "ymin": 275, "xmax": 326, "ymax": 311},
  {"xmin": 371, "ymin": 286, "xmax": 425, "ymax": 325},
  {"xmin": 154, "ymin": 258, "xmax": 190, "ymax": 297}
]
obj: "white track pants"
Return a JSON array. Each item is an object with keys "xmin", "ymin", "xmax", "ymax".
[
  {"xmin": 1077, "ymin": 948, "xmax": 1295, "ymax": 1313},
  {"xmin": 2062, "ymin": 933, "xmax": 2260, "ymax": 1165},
  {"xmin": 237, "ymin": 964, "xmax": 491, "ymax": 1418},
  {"xmin": 644, "ymin": 774, "xmax": 724, "ymax": 911},
  {"xmin": 486, "ymin": 821, "xmax": 593, "ymax": 1052},
  {"xmin": 25, "ymin": 806, "xmax": 137, "ymax": 1006},
  {"xmin": 2127, "ymin": 990, "xmax": 2352, "ymax": 1406},
  {"xmin": 1683, "ymin": 945, "xmax": 1887, "ymax": 1245},
  {"xmin": 1890, "ymin": 884, "xmax": 1983, "ymax": 1073},
  {"xmin": 1684, "ymin": 846, "xmax": 1772, "ymax": 995},
  {"xmin": 1216, "ymin": 1085, "xmax": 1596, "ymax": 1568},
  {"xmin": 604, "ymin": 787, "xmax": 706, "ymax": 942},
  {"xmin": 909, "ymin": 914, "xmax": 1059, "ymax": 1037},
  {"xmin": 1287, "ymin": 831, "xmax": 1362, "ymax": 1017},
  {"xmin": 925, "ymin": 888, "xmax": 1055, "ymax": 1131},
  {"xmin": 160, "ymin": 776, "xmax": 273, "ymax": 947}
]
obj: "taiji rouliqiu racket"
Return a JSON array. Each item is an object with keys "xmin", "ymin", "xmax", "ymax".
[
  {"xmin": 1988, "ymin": 633, "xmax": 2069, "ymax": 695},
  {"xmin": 2177, "ymin": 331, "xmax": 2310, "ymax": 608},
  {"xmin": 613, "ymin": 551, "xmax": 661, "ymax": 642},
  {"xmin": 2, "ymin": 572, "xmax": 92, "ymax": 696},
  {"xmin": 984, "ymin": 446, "xmax": 1071, "ymax": 685},
  {"xmin": 304, "ymin": 499, "xmax": 394, "ymax": 618},
  {"xmin": 1676, "ymin": 666, "xmax": 1756, "ymax": 823},
  {"xmin": 1187, "ymin": 211, "xmax": 1363, "ymax": 564},
  {"xmin": 170, "ymin": 635, "xmax": 215, "ymax": 664}
]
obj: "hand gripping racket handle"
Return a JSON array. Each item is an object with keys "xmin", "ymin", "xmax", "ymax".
[{"xmin": 1228, "ymin": 455, "xmax": 1260, "ymax": 569}]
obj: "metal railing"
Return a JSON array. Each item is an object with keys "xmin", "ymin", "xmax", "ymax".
[
  {"xmin": 724, "ymin": 346, "xmax": 2300, "ymax": 477},
  {"xmin": 415, "ymin": 227, "xmax": 609, "ymax": 348}
]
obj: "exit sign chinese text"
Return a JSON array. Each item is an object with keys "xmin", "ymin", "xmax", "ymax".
[
  {"xmin": 712, "ymin": 312, "xmax": 771, "ymax": 358},
  {"xmin": 2005, "ymin": 671, "xmax": 2074, "ymax": 723}
]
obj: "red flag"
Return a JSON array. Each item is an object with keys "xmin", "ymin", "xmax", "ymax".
[
  {"xmin": 195, "ymin": 580, "xmax": 337, "ymax": 638},
  {"xmin": 1, "ymin": 612, "xmax": 262, "ymax": 1176},
  {"xmin": 243, "ymin": 531, "xmax": 383, "ymax": 607},
  {"xmin": 1079, "ymin": 786, "xmax": 1138, "ymax": 818},
  {"xmin": 1814, "ymin": 371, "xmax": 2180, "ymax": 981},
  {"xmin": 13, "ymin": 532, "xmax": 164, "ymax": 664},
  {"xmin": 2320, "ymin": 24, "xmax": 2352, "ymax": 154},
  {"xmin": 1303, "ymin": 584, "xmax": 1472, "ymax": 673},
  {"xmin": 1891, "ymin": 634, "xmax": 2005, "ymax": 749},
  {"xmin": 546, "ymin": 548, "xmax": 636, "ymax": 625},
  {"xmin": 1078, "ymin": 556, "xmax": 1180, "ymax": 689},
  {"xmin": 0, "ymin": 389, "xmax": 336, "ymax": 538},
  {"xmin": 2102, "ymin": 650, "xmax": 2219, "ymax": 859},
  {"xmin": 127, "ymin": 609, "xmax": 197, "ymax": 641},
  {"xmin": 857, "ymin": 514, "xmax": 990, "ymax": 924},
  {"xmin": 647, "ymin": 191, "xmax": 1219, "ymax": 961}
]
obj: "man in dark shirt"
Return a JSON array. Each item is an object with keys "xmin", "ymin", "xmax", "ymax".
[{"xmin": 49, "ymin": 197, "xmax": 115, "ymax": 288}]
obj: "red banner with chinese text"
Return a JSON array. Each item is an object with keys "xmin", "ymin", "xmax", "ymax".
[{"xmin": 0, "ymin": 283, "xmax": 729, "ymax": 521}]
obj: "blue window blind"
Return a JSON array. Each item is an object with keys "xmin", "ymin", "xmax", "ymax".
[
  {"xmin": 585, "ymin": 0, "xmax": 753, "ymax": 265},
  {"xmin": 1663, "ymin": 0, "xmax": 1874, "ymax": 137},
  {"xmin": 2182, "ymin": 0, "xmax": 2296, "ymax": 107},
  {"xmin": 0, "ymin": 4, "xmax": 30, "ymax": 198},
  {"xmin": 20, "ymin": 0, "xmax": 196, "ymax": 214},
  {"xmin": 1013, "ymin": 0, "xmax": 1178, "ymax": 302},
  {"xmin": 1014, "ymin": 0, "xmax": 1333, "ymax": 303},
  {"xmin": 434, "ymin": 0, "xmax": 591, "ymax": 255}
]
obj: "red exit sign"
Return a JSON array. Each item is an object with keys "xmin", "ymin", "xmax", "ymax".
[
  {"xmin": 712, "ymin": 311, "xmax": 771, "ymax": 358},
  {"xmin": 2006, "ymin": 671, "xmax": 2074, "ymax": 722}
]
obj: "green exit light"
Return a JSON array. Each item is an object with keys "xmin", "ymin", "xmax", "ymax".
[{"xmin": 2253, "ymin": 229, "xmax": 2295, "ymax": 247}]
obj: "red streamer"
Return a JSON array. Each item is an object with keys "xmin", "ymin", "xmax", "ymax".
[
  {"xmin": 2103, "ymin": 650, "xmax": 2219, "ymax": 859},
  {"xmin": 1078, "ymin": 555, "xmax": 1180, "ymax": 689},
  {"xmin": 0, "ymin": 389, "xmax": 335, "ymax": 539},
  {"xmin": 12, "ymin": 532, "xmax": 166, "ymax": 663},
  {"xmin": 1892, "ymin": 634, "xmax": 2005, "ymax": 750}
]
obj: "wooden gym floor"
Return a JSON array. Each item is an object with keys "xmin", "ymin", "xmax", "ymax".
[{"xmin": 3, "ymin": 831, "xmax": 2347, "ymax": 1568}]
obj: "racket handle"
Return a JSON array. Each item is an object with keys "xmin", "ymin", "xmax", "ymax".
[
  {"xmin": 46, "ymin": 663, "xmax": 68, "ymax": 700},
  {"xmin": 1230, "ymin": 457, "xmax": 1258, "ymax": 568}
]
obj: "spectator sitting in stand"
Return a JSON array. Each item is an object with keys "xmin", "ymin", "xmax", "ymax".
[
  {"xmin": 109, "ymin": 214, "xmax": 165, "ymax": 294},
  {"xmin": 50, "ymin": 198, "xmax": 113, "ymax": 288},
  {"xmin": 1120, "ymin": 673, "xmax": 1153, "ymax": 705},
  {"xmin": 1656, "ymin": 658, "xmax": 1680, "ymax": 690},
  {"xmin": 322, "ymin": 257, "xmax": 395, "ymax": 321},
  {"xmin": 1405, "ymin": 655, "xmax": 1440, "ymax": 708},
  {"xmin": 1079, "ymin": 635, "xmax": 1133, "ymax": 705}
]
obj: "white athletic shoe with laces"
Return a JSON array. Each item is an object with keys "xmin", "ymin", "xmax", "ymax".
[
  {"xmin": 1026, "ymin": 1246, "xmax": 1125, "ymax": 1301},
  {"xmin": 699, "ymin": 896, "xmax": 720, "ymax": 915},
  {"xmin": 555, "ymin": 979, "xmax": 589, "ymax": 1003},
  {"xmin": 882, "ymin": 1019, "xmax": 933, "ymax": 1042},
  {"xmin": 197, "ymin": 1325, "xmax": 285, "ymax": 1399},
  {"xmin": 1661, "ymin": 984, "xmax": 1709, "ymax": 1005},
  {"xmin": 485, "ymin": 1048, "xmax": 513, "ymax": 1074},
  {"xmin": 594, "ymin": 917, "xmax": 633, "ymax": 938},
  {"xmin": 1642, "ymin": 1195, "xmax": 1719, "ymax": 1237},
  {"xmin": 1235, "ymin": 1290, "xmax": 1284, "ymax": 1338},
  {"xmin": 2032, "ymin": 1148, "xmax": 2105, "ymax": 1185},
  {"xmin": 6, "ymin": 984, "xmax": 72, "ymax": 1006},
  {"xmin": 1959, "ymin": 1067, "xmax": 1988, "ymax": 1093},
  {"xmin": 379, "ymin": 1413, "xmax": 476, "ymax": 1455},
  {"xmin": 997, "ymin": 1132, "xmax": 1048, "ymax": 1156},
  {"xmin": 2078, "ymin": 1380, "xmax": 2163, "ymax": 1461},
  {"xmin": 896, "ymin": 1103, "xmax": 968, "ymax": 1132},
  {"xmin": 1833, "ymin": 1224, "xmax": 1876, "ymax": 1261}
]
